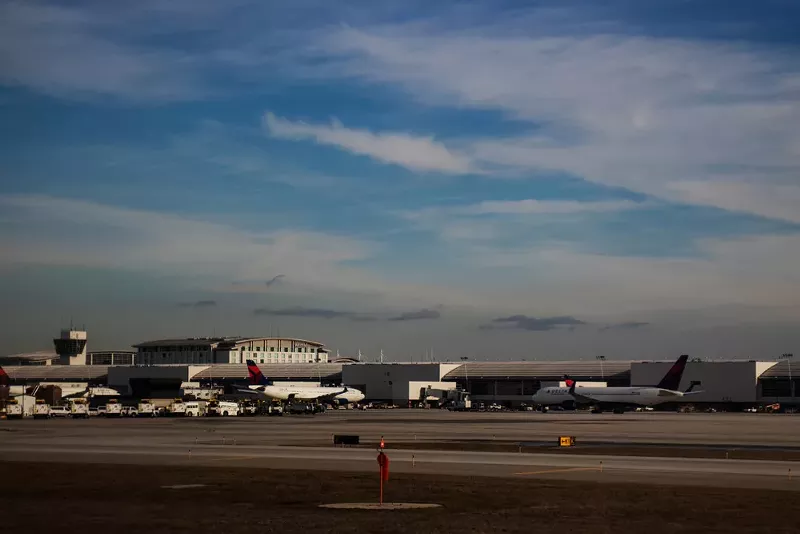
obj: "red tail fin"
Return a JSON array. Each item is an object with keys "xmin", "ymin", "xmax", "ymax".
[
  {"xmin": 656, "ymin": 355, "xmax": 689, "ymax": 390},
  {"xmin": 0, "ymin": 365, "xmax": 9, "ymax": 386},
  {"xmin": 246, "ymin": 360, "xmax": 270, "ymax": 386}
]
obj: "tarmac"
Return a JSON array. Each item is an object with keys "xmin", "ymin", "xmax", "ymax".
[{"xmin": 2, "ymin": 410, "xmax": 799, "ymax": 490}]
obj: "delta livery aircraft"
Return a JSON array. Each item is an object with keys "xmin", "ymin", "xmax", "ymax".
[
  {"xmin": 243, "ymin": 360, "xmax": 365, "ymax": 405},
  {"xmin": 531, "ymin": 355, "xmax": 702, "ymax": 411}
]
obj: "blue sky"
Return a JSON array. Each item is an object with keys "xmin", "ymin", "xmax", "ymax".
[{"xmin": 1, "ymin": 0, "xmax": 799, "ymax": 358}]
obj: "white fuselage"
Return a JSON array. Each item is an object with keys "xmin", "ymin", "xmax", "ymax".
[
  {"xmin": 248, "ymin": 385, "xmax": 365, "ymax": 403},
  {"xmin": 532, "ymin": 386, "xmax": 686, "ymax": 407}
]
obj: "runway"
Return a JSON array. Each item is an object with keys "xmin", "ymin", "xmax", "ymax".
[{"xmin": 2, "ymin": 410, "xmax": 799, "ymax": 490}]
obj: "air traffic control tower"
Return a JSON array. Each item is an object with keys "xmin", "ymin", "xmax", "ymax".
[{"xmin": 53, "ymin": 329, "xmax": 88, "ymax": 365}]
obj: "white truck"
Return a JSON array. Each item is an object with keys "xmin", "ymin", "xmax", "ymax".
[
  {"xmin": 206, "ymin": 400, "xmax": 239, "ymax": 417},
  {"xmin": 6, "ymin": 396, "xmax": 36, "ymax": 419},
  {"xmin": 169, "ymin": 399, "xmax": 187, "ymax": 416},
  {"xmin": 70, "ymin": 399, "xmax": 89, "ymax": 419},
  {"xmin": 49, "ymin": 406, "xmax": 71, "ymax": 418},
  {"xmin": 6, "ymin": 399, "xmax": 25, "ymax": 419},
  {"xmin": 137, "ymin": 399, "xmax": 158, "ymax": 417},
  {"xmin": 240, "ymin": 401, "xmax": 258, "ymax": 416},
  {"xmin": 184, "ymin": 401, "xmax": 203, "ymax": 417},
  {"xmin": 33, "ymin": 400, "xmax": 51, "ymax": 419},
  {"xmin": 105, "ymin": 399, "xmax": 123, "ymax": 417}
]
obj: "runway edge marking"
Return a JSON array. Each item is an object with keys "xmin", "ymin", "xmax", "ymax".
[{"xmin": 514, "ymin": 466, "xmax": 602, "ymax": 476}]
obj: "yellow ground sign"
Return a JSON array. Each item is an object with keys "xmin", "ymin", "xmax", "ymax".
[{"xmin": 559, "ymin": 436, "xmax": 576, "ymax": 447}]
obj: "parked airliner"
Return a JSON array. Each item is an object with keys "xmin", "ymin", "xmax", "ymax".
[
  {"xmin": 243, "ymin": 360, "xmax": 365, "ymax": 404},
  {"xmin": 531, "ymin": 355, "xmax": 701, "ymax": 411}
]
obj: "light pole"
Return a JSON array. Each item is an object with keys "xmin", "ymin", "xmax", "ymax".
[
  {"xmin": 596, "ymin": 355, "xmax": 606, "ymax": 381},
  {"xmin": 780, "ymin": 353, "xmax": 794, "ymax": 398},
  {"xmin": 460, "ymin": 356, "xmax": 469, "ymax": 391}
]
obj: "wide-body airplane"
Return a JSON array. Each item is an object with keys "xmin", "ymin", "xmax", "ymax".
[
  {"xmin": 531, "ymin": 355, "xmax": 701, "ymax": 411},
  {"xmin": 243, "ymin": 360, "xmax": 365, "ymax": 404}
]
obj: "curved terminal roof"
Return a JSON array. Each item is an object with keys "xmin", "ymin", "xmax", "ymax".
[
  {"xmin": 0, "ymin": 351, "xmax": 58, "ymax": 364},
  {"xmin": 217, "ymin": 337, "xmax": 325, "ymax": 348},
  {"xmin": 192, "ymin": 363, "xmax": 343, "ymax": 381},
  {"xmin": 133, "ymin": 337, "xmax": 327, "ymax": 349},
  {"xmin": 132, "ymin": 337, "xmax": 231, "ymax": 348},
  {"xmin": 758, "ymin": 360, "xmax": 796, "ymax": 378},
  {"xmin": 1, "ymin": 365, "xmax": 110, "ymax": 381},
  {"xmin": 443, "ymin": 361, "xmax": 632, "ymax": 380}
]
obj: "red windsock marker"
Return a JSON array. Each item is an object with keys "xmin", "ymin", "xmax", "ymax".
[{"xmin": 377, "ymin": 451, "xmax": 390, "ymax": 504}]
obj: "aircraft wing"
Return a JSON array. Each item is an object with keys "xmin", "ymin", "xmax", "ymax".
[
  {"xmin": 566, "ymin": 381, "xmax": 601, "ymax": 404},
  {"xmin": 569, "ymin": 390, "xmax": 599, "ymax": 404},
  {"xmin": 236, "ymin": 385, "xmax": 267, "ymax": 396},
  {"xmin": 311, "ymin": 388, "xmax": 348, "ymax": 402}
]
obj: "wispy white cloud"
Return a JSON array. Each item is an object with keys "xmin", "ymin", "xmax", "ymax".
[
  {"xmin": 400, "ymin": 198, "xmax": 645, "ymax": 244},
  {"xmin": 449, "ymin": 199, "xmax": 641, "ymax": 216},
  {"xmin": 0, "ymin": 194, "xmax": 494, "ymax": 311},
  {"xmin": 668, "ymin": 181, "xmax": 800, "ymax": 224},
  {"xmin": 0, "ymin": 3, "xmax": 203, "ymax": 101},
  {"xmin": 463, "ymin": 233, "xmax": 800, "ymax": 316},
  {"xmin": 0, "ymin": 194, "xmax": 371, "ymax": 285},
  {"xmin": 264, "ymin": 112, "xmax": 472, "ymax": 174},
  {"xmin": 320, "ymin": 25, "xmax": 800, "ymax": 221}
]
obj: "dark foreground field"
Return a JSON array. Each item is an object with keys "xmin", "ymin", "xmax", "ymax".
[{"xmin": 3, "ymin": 461, "xmax": 799, "ymax": 534}]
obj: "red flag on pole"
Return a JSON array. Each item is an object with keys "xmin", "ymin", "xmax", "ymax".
[{"xmin": 377, "ymin": 451, "xmax": 390, "ymax": 504}]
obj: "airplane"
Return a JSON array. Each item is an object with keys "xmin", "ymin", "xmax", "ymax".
[
  {"xmin": 242, "ymin": 360, "xmax": 365, "ymax": 405},
  {"xmin": 531, "ymin": 355, "xmax": 702, "ymax": 412},
  {"xmin": 0, "ymin": 365, "xmax": 120, "ymax": 399}
]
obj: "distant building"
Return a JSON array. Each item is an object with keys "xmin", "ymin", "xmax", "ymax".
[
  {"xmin": 86, "ymin": 351, "xmax": 136, "ymax": 366},
  {"xmin": 132, "ymin": 337, "xmax": 330, "ymax": 365},
  {"xmin": 53, "ymin": 329, "xmax": 88, "ymax": 365},
  {"xmin": 1, "ymin": 329, "xmax": 134, "ymax": 366}
]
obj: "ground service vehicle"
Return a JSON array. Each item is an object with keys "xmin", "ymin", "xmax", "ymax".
[
  {"xmin": 240, "ymin": 401, "xmax": 258, "ymax": 416},
  {"xmin": 105, "ymin": 399, "xmax": 123, "ymax": 417},
  {"xmin": 184, "ymin": 401, "xmax": 203, "ymax": 417},
  {"xmin": 137, "ymin": 399, "xmax": 158, "ymax": 417},
  {"xmin": 287, "ymin": 402, "xmax": 315, "ymax": 415},
  {"xmin": 206, "ymin": 400, "xmax": 239, "ymax": 417},
  {"xmin": 49, "ymin": 406, "xmax": 70, "ymax": 418},
  {"xmin": 6, "ymin": 399, "xmax": 25, "ymax": 419},
  {"xmin": 34, "ymin": 399, "xmax": 51, "ymax": 419},
  {"xmin": 169, "ymin": 399, "xmax": 186, "ymax": 416},
  {"xmin": 70, "ymin": 399, "xmax": 89, "ymax": 419}
]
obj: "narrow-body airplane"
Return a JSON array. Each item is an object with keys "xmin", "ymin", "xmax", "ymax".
[{"xmin": 243, "ymin": 360, "xmax": 365, "ymax": 404}]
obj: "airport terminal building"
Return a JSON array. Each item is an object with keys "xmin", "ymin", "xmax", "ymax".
[
  {"xmin": 133, "ymin": 337, "xmax": 330, "ymax": 365},
  {"xmin": 1, "ymin": 329, "xmax": 797, "ymax": 409}
]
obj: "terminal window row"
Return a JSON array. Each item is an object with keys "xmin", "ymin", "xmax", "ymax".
[{"xmin": 241, "ymin": 347, "xmax": 320, "ymax": 353}]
